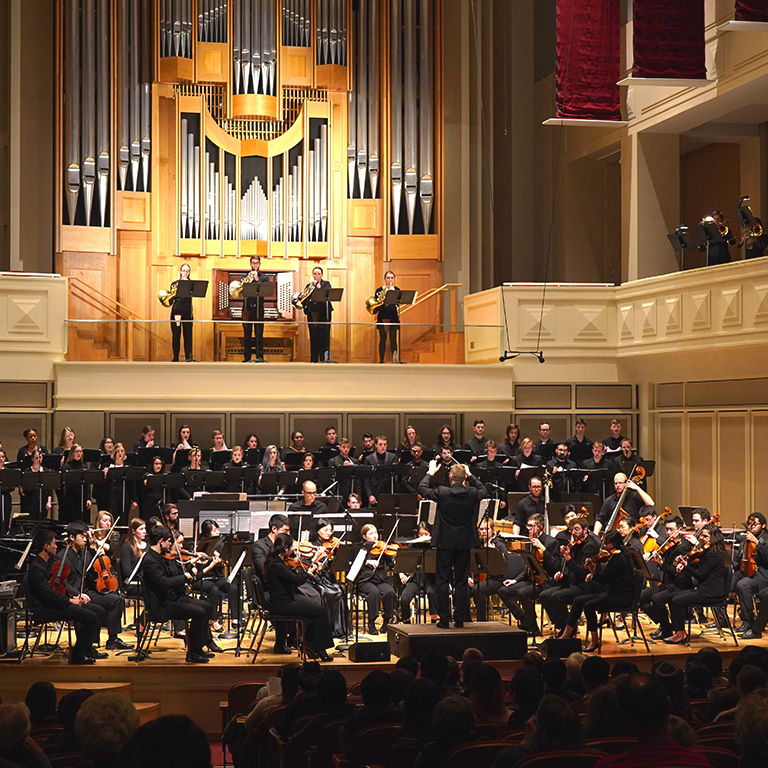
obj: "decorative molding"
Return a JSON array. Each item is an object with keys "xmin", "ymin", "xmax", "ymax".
[
  {"xmin": 722, "ymin": 287, "xmax": 742, "ymax": 327},
  {"xmin": 6, "ymin": 294, "xmax": 46, "ymax": 336},
  {"xmin": 691, "ymin": 291, "xmax": 711, "ymax": 330},
  {"xmin": 620, "ymin": 304, "xmax": 634, "ymax": 340},
  {"xmin": 574, "ymin": 305, "xmax": 608, "ymax": 341},
  {"xmin": 520, "ymin": 304, "xmax": 555, "ymax": 342},
  {"xmin": 755, "ymin": 284, "xmax": 768, "ymax": 324},
  {"xmin": 641, "ymin": 300, "xmax": 656, "ymax": 337},
  {"xmin": 664, "ymin": 295, "xmax": 682, "ymax": 334}
]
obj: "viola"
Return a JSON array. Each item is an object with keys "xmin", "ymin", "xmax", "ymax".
[
  {"xmin": 369, "ymin": 540, "xmax": 399, "ymax": 559},
  {"xmin": 741, "ymin": 520, "xmax": 759, "ymax": 578},
  {"xmin": 92, "ymin": 552, "xmax": 118, "ymax": 593},
  {"xmin": 50, "ymin": 546, "xmax": 71, "ymax": 595},
  {"xmin": 585, "ymin": 549, "xmax": 614, "ymax": 574}
]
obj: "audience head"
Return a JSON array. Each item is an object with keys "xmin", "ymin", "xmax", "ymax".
[
  {"xmin": 75, "ymin": 693, "xmax": 140, "ymax": 765},
  {"xmin": 616, "ymin": 673, "xmax": 670, "ymax": 737},
  {"xmin": 114, "ymin": 715, "xmax": 211, "ymax": 768},
  {"xmin": 420, "ymin": 649, "xmax": 450, "ymax": 689},
  {"xmin": 565, "ymin": 651, "xmax": 586, "ymax": 688},
  {"xmin": 737, "ymin": 665, "xmax": 767, "ymax": 698},
  {"xmin": 360, "ymin": 670, "xmax": 392, "ymax": 708},
  {"xmin": 462, "ymin": 647, "xmax": 484, "ymax": 665},
  {"xmin": 651, "ymin": 661, "xmax": 685, "ymax": 702},
  {"xmin": 24, "ymin": 681, "xmax": 57, "ymax": 725},
  {"xmin": 541, "ymin": 658, "xmax": 567, "ymax": 691},
  {"xmin": 581, "ymin": 656, "xmax": 610, "ymax": 693},
  {"xmin": 389, "ymin": 668, "xmax": 415, "ymax": 708},
  {"xmin": 511, "ymin": 667, "xmax": 544, "ymax": 713},
  {"xmin": 522, "ymin": 650, "xmax": 544, "ymax": 673},
  {"xmin": 695, "ymin": 647, "xmax": 724, "ymax": 680},
  {"xmin": 432, "ymin": 695, "xmax": 475, "ymax": 742},
  {"xmin": 684, "ymin": 659, "xmax": 712, "ymax": 696},
  {"xmin": 667, "ymin": 715, "xmax": 697, "ymax": 748},
  {"xmin": 736, "ymin": 692, "xmax": 768, "ymax": 766},
  {"xmin": 468, "ymin": 664, "xmax": 506, "ymax": 722},
  {"xmin": 280, "ymin": 664, "xmax": 302, "ymax": 703},
  {"xmin": 611, "ymin": 661, "xmax": 639, "ymax": 678},
  {"xmin": 583, "ymin": 685, "xmax": 630, "ymax": 739},
  {"xmin": 297, "ymin": 661, "xmax": 322, "ymax": 693},
  {"xmin": 403, "ymin": 679, "xmax": 440, "ymax": 735},
  {"xmin": 395, "ymin": 656, "xmax": 419, "ymax": 677},
  {"xmin": 0, "ymin": 703, "xmax": 30, "ymax": 748},
  {"xmin": 57, "ymin": 689, "xmax": 94, "ymax": 735},
  {"xmin": 530, "ymin": 694, "xmax": 584, "ymax": 753},
  {"xmin": 315, "ymin": 670, "xmax": 349, "ymax": 710},
  {"xmin": 461, "ymin": 659, "xmax": 484, "ymax": 693}
]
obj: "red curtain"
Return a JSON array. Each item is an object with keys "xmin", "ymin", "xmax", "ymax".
[
  {"xmin": 735, "ymin": 1, "xmax": 768, "ymax": 22},
  {"xmin": 632, "ymin": 0, "xmax": 706, "ymax": 79},
  {"xmin": 556, "ymin": 0, "xmax": 621, "ymax": 121}
]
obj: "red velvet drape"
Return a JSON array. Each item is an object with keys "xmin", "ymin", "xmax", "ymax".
[
  {"xmin": 556, "ymin": 0, "xmax": 621, "ymax": 121},
  {"xmin": 735, "ymin": 1, "xmax": 768, "ymax": 22},
  {"xmin": 632, "ymin": 0, "xmax": 706, "ymax": 79}
]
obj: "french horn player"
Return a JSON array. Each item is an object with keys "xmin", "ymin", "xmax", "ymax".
[
  {"xmin": 369, "ymin": 270, "xmax": 400, "ymax": 364},
  {"xmin": 161, "ymin": 263, "xmax": 196, "ymax": 363}
]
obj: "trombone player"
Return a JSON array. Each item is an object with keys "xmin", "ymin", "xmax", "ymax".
[
  {"xmin": 240, "ymin": 256, "xmax": 269, "ymax": 363},
  {"xmin": 698, "ymin": 210, "xmax": 736, "ymax": 267}
]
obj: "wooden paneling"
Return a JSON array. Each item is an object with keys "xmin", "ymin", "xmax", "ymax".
[
  {"xmin": 231, "ymin": 94, "xmax": 280, "ymax": 120},
  {"xmin": 0, "ymin": 414, "xmax": 48, "ymax": 454},
  {"xmin": 658, "ymin": 414, "xmax": 684, "ymax": 513},
  {"xmin": 280, "ymin": 47, "xmax": 313, "ymax": 87},
  {"xmin": 687, "ymin": 378, "xmax": 768, "ymax": 408},
  {"xmin": 348, "ymin": 200, "xmax": 384, "ymax": 237},
  {"xmin": 718, "ymin": 412, "xmax": 748, "ymax": 526},
  {"xmin": 687, "ymin": 414, "xmax": 715, "ymax": 512},
  {"xmin": 575, "ymin": 385, "xmax": 633, "ymax": 410},
  {"xmin": 346, "ymin": 414, "xmax": 401, "ymax": 448},
  {"xmin": 753, "ymin": 412, "xmax": 768, "ymax": 514},
  {"xmin": 657, "ymin": 383, "xmax": 684, "ymax": 408},
  {"xmin": 404, "ymin": 414, "xmax": 460, "ymax": 448},
  {"xmin": 170, "ymin": 413, "xmax": 226, "ymax": 448},
  {"xmin": 0, "ymin": 382, "xmax": 48, "ymax": 408},
  {"xmin": 515, "ymin": 385, "xmax": 572, "ymax": 410},
  {"xmin": 196, "ymin": 42, "xmax": 228, "ymax": 84},
  {"xmin": 116, "ymin": 192, "xmax": 151, "ymax": 231},
  {"xmin": 108, "ymin": 413, "xmax": 167, "ymax": 451},
  {"xmin": 231, "ymin": 414, "xmax": 286, "ymax": 450},
  {"xmin": 515, "ymin": 416, "xmax": 571, "ymax": 445},
  {"xmin": 53, "ymin": 412, "xmax": 105, "ymax": 452},
  {"xmin": 288, "ymin": 414, "xmax": 343, "ymax": 451}
]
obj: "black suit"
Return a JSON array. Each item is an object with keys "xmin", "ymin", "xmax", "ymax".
[
  {"xmin": 331, "ymin": 454, "xmax": 362, "ymax": 499},
  {"xmin": 418, "ymin": 472, "xmax": 487, "ymax": 624},
  {"xmin": 304, "ymin": 279, "xmax": 333, "ymax": 362},
  {"xmin": 363, "ymin": 451, "xmax": 397, "ymax": 502},
  {"xmin": 142, "ymin": 548, "xmax": 213, "ymax": 655},
  {"xmin": 242, "ymin": 271, "xmax": 270, "ymax": 361}
]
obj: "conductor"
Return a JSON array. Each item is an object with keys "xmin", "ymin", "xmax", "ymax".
[{"xmin": 418, "ymin": 460, "xmax": 488, "ymax": 629}]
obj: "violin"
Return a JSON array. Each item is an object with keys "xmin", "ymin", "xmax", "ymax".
[
  {"xmin": 585, "ymin": 549, "xmax": 614, "ymax": 574},
  {"xmin": 741, "ymin": 519, "xmax": 759, "ymax": 578},
  {"xmin": 651, "ymin": 533, "xmax": 681, "ymax": 563},
  {"xmin": 369, "ymin": 540, "xmax": 399, "ymax": 559},
  {"xmin": 50, "ymin": 545, "xmax": 71, "ymax": 595},
  {"xmin": 674, "ymin": 543, "xmax": 710, "ymax": 568}
]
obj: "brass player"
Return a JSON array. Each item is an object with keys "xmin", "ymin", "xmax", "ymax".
[
  {"xmin": 304, "ymin": 266, "xmax": 333, "ymax": 363},
  {"xmin": 241, "ymin": 255, "xmax": 270, "ymax": 363},
  {"xmin": 371, "ymin": 270, "xmax": 400, "ymax": 364}
]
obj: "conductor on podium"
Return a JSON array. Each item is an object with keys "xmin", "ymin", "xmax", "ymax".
[{"xmin": 418, "ymin": 460, "xmax": 488, "ymax": 629}]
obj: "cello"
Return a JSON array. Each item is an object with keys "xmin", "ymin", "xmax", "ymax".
[{"xmin": 740, "ymin": 517, "xmax": 759, "ymax": 578}]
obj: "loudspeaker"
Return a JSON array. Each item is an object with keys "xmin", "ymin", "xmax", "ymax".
[
  {"xmin": 348, "ymin": 641, "xmax": 391, "ymax": 663},
  {"xmin": 544, "ymin": 638, "xmax": 582, "ymax": 659}
]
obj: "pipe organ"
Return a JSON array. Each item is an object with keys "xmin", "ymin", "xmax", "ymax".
[{"xmin": 56, "ymin": 0, "xmax": 443, "ymax": 363}]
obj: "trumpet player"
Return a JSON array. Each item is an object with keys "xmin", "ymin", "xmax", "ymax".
[
  {"xmin": 373, "ymin": 270, "xmax": 399, "ymax": 363},
  {"xmin": 698, "ymin": 210, "xmax": 736, "ymax": 267},
  {"xmin": 304, "ymin": 266, "xmax": 333, "ymax": 363},
  {"xmin": 169, "ymin": 263, "xmax": 196, "ymax": 363},
  {"xmin": 242, "ymin": 256, "xmax": 269, "ymax": 363}
]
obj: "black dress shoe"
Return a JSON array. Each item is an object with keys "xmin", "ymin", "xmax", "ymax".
[
  {"xmin": 106, "ymin": 638, "xmax": 134, "ymax": 651},
  {"xmin": 367, "ymin": 625, "xmax": 378, "ymax": 635},
  {"xmin": 207, "ymin": 642, "xmax": 224, "ymax": 653},
  {"xmin": 741, "ymin": 629, "xmax": 763, "ymax": 640},
  {"xmin": 735, "ymin": 622, "xmax": 751, "ymax": 633},
  {"xmin": 87, "ymin": 647, "xmax": 109, "ymax": 660},
  {"xmin": 272, "ymin": 644, "xmax": 290, "ymax": 655},
  {"xmin": 436, "ymin": 621, "xmax": 450, "ymax": 629},
  {"xmin": 663, "ymin": 635, "xmax": 688, "ymax": 645},
  {"xmin": 70, "ymin": 652, "xmax": 96, "ymax": 665},
  {"xmin": 454, "ymin": 621, "xmax": 464, "ymax": 629},
  {"xmin": 318, "ymin": 652, "xmax": 333, "ymax": 662},
  {"xmin": 202, "ymin": 651, "xmax": 215, "ymax": 658},
  {"xmin": 186, "ymin": 652, "xmax": 210, "ymax": 663},
  {"xmin": 650, "ymin": 629, "xmax": 667, "ymax": 640}
]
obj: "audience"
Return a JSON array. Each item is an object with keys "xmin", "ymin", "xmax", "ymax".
[
  {"xmin": 467, "ymin": 664, "xmax": 509, "ymax": 725},
  {"xmin": 651, "ymin": 661, "xmax": 693, "ymax": 720},
  {"xmin": 583, "ymin": 685, "xmax": 631, "ymax": 740},
  {"xmin": 506, "ymin": 668, "xmax": 544, "ymax": 730},
  {"xmin": 24, "ymin": 683, "xmax": 58, "ymax": 730},
  {"xmin": 243, "ymin": 663, "xmax": 301, "ymax": 732},
  {"xmin": 735, "ymin": 692, "xmax": 768, "ymax": 768},
  {"xmin": 573, "ymin": 656, "xmax": 610, "ymax": 715},
  {"xmin": 414, "ymin": 696, "xmax": 476, "ymax": 768},
  {"xmin": 74, "ymin": 693, "xmax": 140, "ymax": 768},
  {"xmin": 541, "ymin": 658, "xmax": 579, "ymax": 703},
  {"xmin": 695, "ymin": 646, "xmax": 728, "ymax": 687},
  {"xmin": 395, "ymin": 656, "xmax": 420, "ymax": 677},
  {"xmin": 276, "ymin": 661, "xmax": 324, "ymax": 738},
  {"xmin": 564, "ymin": 651, "xmax": 586, "ymax": 698},
  {"xmin": 41, "ymin": 690, "xmax": 93, "ymax": 756},
  {"xmin": 0, "ymin": 703, "xmax": 50, "ymax": 768},
  {"xmin": 683, "ymin": 659, "xmax": 712, "ymax": 701},
  {"xmin": 339, "ymin": 670, "xmax": 400, "ymax": 757},
  {"xmin": 420, "ymin": 650, "xmax": 452, "ymax": 697},
  {"xmin": 114, "ymin": 716, "xmax": 211, "ymax": 768},
  {"xmin": 389, "ymin": 668, "xmax": 415, "ymax": 709},
  {"xmin": 390, "ymin": 678, "xmax": 440, "ymax": 748}
]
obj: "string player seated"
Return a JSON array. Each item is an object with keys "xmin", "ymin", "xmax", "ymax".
[
  {"xmin": 398, "ymin": 521, "xmax": 438, "ymax": 623},
  {"xmin": 467, "ymin": 519, "xmax": 508, "ymax": 622},
  {"xmin": 355, "ymin": 523, "xmax": 397, "ymax": 635}
]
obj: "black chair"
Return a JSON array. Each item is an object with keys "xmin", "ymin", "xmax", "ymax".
[
  {"xmin": 598, "ymin": 568, "xmax": 650, "ymax": 652},
  {"xmin": 21, "ymin": 575, "xmax": 73, "ymax": 659},
  {"xmin": 686, "ymin": 565, "xmax": 739, "ymax": 647},
  {"xmin": 131, "ymin": 575, "xmax": 165, "ymax": 662},
  {"xmin": 249, "ymin": 575, "xmax": 306, "ymax": 662}
]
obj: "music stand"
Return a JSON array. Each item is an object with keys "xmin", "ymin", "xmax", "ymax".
[
  {"xmin": 383, "ymin": 289, "xmax": 417, "ymax": 364},
  {"xmin": 20, "ymin": 471, "xmax": 60, "ymax": 522},
  {"xmin": 309, "ymin": 287, "xmax": 344, "ymax": 363},
  {"xmin": 62, "ymin": 469, "xmax": 104, "ymax": 516},
  {"xmin": 144, "ymin": 472, "xmax": 184, "ymax": 507},
  {"xmin": 241, "ymin": 281, "xmax": 275, "ymax": 300},
  {"xmin": 281, "ymin": 450, "xmax": 307, "ymax": 470},
  {"xmin": 518, "ymin": 549, "xmax": 550, "ymax": 641},
  {"xmin": 209, "ymin": 450, "xmax": 232, "ymax": 470},
  {"xmin": 452, "ymin": 450, "xmax": 473, "ymax": 465},
  {"xmin": 175, "ymin": 279, "xmax": 209, "ymax": 298},
  {"xmin": 393, "ymin": 548, "xmax": 436, "ymax": 624},
  {"xmin": 42, "ymin": 454, "xmax": 63, "ymax": 471},
  {"xmin": 372, "ymin": 463, "xmax": 408, "ymax": 495},
  {"xmin": 317, "ymin": 447, "xmax": 339, "ymax": 466},
  {"xmin": 621, "ymin": 459, "xmax": 656, "ymax": 482},
  {"xmin": 517, "ymin": 466, "xmax": 545, "ymax": 488},
  {"xmin": 220, "ymin": 540, "xmax": 252, "ymax": 655},
  {"xmin": 106, "ymin": 466, "xmax": 144, "ymax": 521},
  {"xmin": 189, "ymin": 470, "xmax": 226, "ymax": 493},
  {"xmin": 667, "ymin": 226, "xmax": 699, "ymax": 271},
  {"xmin": 377, "ymin": 493, "xmax": 419, "ymax": 517},
  {"xmin": 137, "ymin": 447, "xmax": 175, "ymax": 467},
  {"xmin": 245, "ymin": 448, "xmax": 265, "ymax": 466},
  {"xmin": 0, "ymin": 469, "xmax": 21, "ymax": 532}
]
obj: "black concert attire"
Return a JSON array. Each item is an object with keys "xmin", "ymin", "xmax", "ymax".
[
  {"xmin": 119, "ymin": 541, "xmax": 146, "ymax": 597},
  {"xmin": 56, "ymin": 545, "xmax": 123, "ymax": 642},
  {"xmin": 242, "ymin": 270, "xmax": 270, "ymax": 362},
  {"xmin": 192, "ymin": 540, "xmax": 239, "ymax": 623},
  {"xmin": 463, "ymin": 435, "xmax": 490, "ymax": 457},
  {"xmin": 399, "ymin": 537, "xmax": 438, "ymax": 621},
  {"xmin": 304, "ymin": 279, "xmax": 333, "ymax": 363},
  {"xmin": 318, "ymin": 441, "xmax": 340, "ymax": 467},
  {"xmin": 288, "ymin": 498, "xmax": 329, "ymax": 518},
  {"xmin": 511, "ymin": 453, "xmax": 543, "ymax": 492},
  {"xmin": 133, "ymin": 438, "xmax": 152, "ymax": 454},
  {"xmin": 356, "ymin": 542, "xmax": 397, "ymax": 632},
  {"xmin": 400, "ymin": 459, "xmax": 429, "ymax": 495},
  {"xmin": 730, "ymin": 531, "xmax": 768, "ymax": 625},
  {"xmin": 566, "ymin": 435, "xmax": 594, "ymax": 465},
  {"xmin": 169, "ymin": 279, "xmax": 193, "ymax": 361},
  {"xmin": 498, "ymin": 439, "xmax": 520, "ymax": 460},
  {"xmin": 701, "ymin": 225, "xmax": 736, "ymax": 266},
  {"xmin": 468, "ymin": 538, "xmax": 508, "ymax": 621},
  {"xmin": 16, "ymin": 444, "xmax": 48, "ymax": 464},
  {"xmin": 20, "ymin": 467, "xmax": 52, "ymax": 518},
  {"xmin": 418, "ymin": 472, "xmax": 488, "ymax": 625},
  {"xmin": 143, "ymin": 547, "xmax": 214, "ymax": 656},
  {"xmin": 431, "ymin": 441, "xmax": 461, "ymax": 454},
  {"xmin": 107, "ymin": 465, "xmax": 138, "ymax": 523},
  {"xmin": 564, "ymin": 549, "xmax": 634, "ymax": 633},
  {"xmin": 498, "ymin": 533, "xmax": 561, "ymax": 633},
  {"xmin": 533, "ymin": 439, "xmax": 557, "ymax": 463},
  {"xmin": 597, "ymin": 489, "xmax": 645, "ymax": 528},
  {"xmin": 265, "ymin": 557, "xmax": 334, "ymax": 653},
  {"xmin": 223, "ymin": 460, "xmax": 251, "ymax": 494},
  {"xmin": 27, "ymin": 553, "xmax": 101, "ymax": 657},
  {"xmin": 251, "ymin": 535, "xmax": 271, "ymax": 579},
  {"xmin": 580, "ymin": 456, "xmax": 613, "ymax": 498},
  {"xmin": 509, "ymin": 495, "xmax": 545, "ymax": 532},
  {"xmin": 539, "ymin": 532, "xmax": 601, "ymax": 633},
  {"xmin": 545, "ymin": 456, "xmax": 579, "ymax": 500},
  {"xmin": 58, "ymin": 461, "xmax": 92, "ymax": 524},
  {"xmin": 363, "ymin": 450, "xmax": 397, "ymax": 501},
  {"xmin": 309, "ymin": 536, "xmax": 348, "ymax": 638},
  {"xmin": 140, "ymin": 471, "xmax": 165, "ymax": 519},
  {"xmin": 664, "ymin": 548, "xmax": 725, "ymax": 633},
  {"xmin": 739, "ymin": 232, "xmax": 768, "ymax": 260},
  {"xmin": 602, "ymin": 435, "xmax": 625, "ymax": 460},
  {"xmin": 640, "ymin": 535, "xmax": 692, "ymax": 627},
  {"xmin": 373, "ymin": 285, "xmax": 400, "ymax": 363},
  {"xmin": 331, "ymin": 454, "xmax": 362, "ymax": 500}
]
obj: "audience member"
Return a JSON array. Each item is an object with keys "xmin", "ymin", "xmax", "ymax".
[
  {"xmin": 713, "ymin": 664, "xmax": 768, "ymax": 722},
  {"xmin": 277, "ymin": 661, "xmax": 324, "ymax": 738},
  {"xmin": 521, "ymin": 651, "xmax": 544, "ymax": 674},
  {"xmin": 468, "ymin": 664, "xmax": 509, "ymax": 725},
  {"xmin": 593, "ymin": 673, "xmax": 710, "ymax": 768},
  {"xmin": 564, "ymin": 652, "xmax": 586, "ymax": 698},
  {"xmin": 694, "ymin": 647, "xmax": 727, "ymax": 687},
  {"xmin": 24, "ymin": 683, "xmax": 57, "ymax": 729},
  {"xmin": 735, "ymin": 692, "xmax": 768, "ymax": 768},
  {"xmin": 683, "ymin": 659, "xmax": 712, "ymax": 701},
  {"xmin": 74, "ymin": 693, "xmax": 140, "ymax": 768},
  {"xmin": 390, "ymin": 668, "xmax": 416, "ymax": 709},
  {"xmin": 0, "ymin": 703, "xmax": 50, "ymax": 768},
  {"xmin": 652, "ymin": 661, "xmax": 693, "ymax": 720},
  {"xmin": 610, "ymin": 660, "xmax": 639, "ymax": 678},
  {"xmin": 446, "ymin": 656, "xmax": 461, "ymax": 692},
  {"xmin": 114, "ymin": 715, "xmax": 211, "ymax": 768},
  {"xmin": 414, "ymin": 696, "xmax": 476, "ymax": 768},
  {"xmin": 340, "ymin": 670, "xmax": 400, "ymax": 757},
  {"xmin": 573, "ymin": 656, "xmax": 610, "ymax": 715},
  {"xmin": 390, "ymin": 678, "xmax": 440, "ymax": 747},
  {"xmin": 244, "ymin": 663, "xmax": 301, "ymax": 732},
  {"xmin": 420, "ymin": 650, "xmax": 451, "ymax": 697},
  {"xmin": 583, "ymin": 685, "xmax": 631, "ymax": 740},
  {"xmin": 395, "ymin": 656, "xmax": 420, "ymax": 677},
  {"xmin": 541, "ymin": 658, "xmax": 579, "ymax": 703},
  {"xmin": 506, "ymin": 667, "xmax": 544, "ymax": 730},
  {"xmin": 492, "ymin": 694, "xmax": 584, "ymax": 768},
  {"xmin": 41, "ymin": 690, "xmax": 93, "ymax": 756},
  {"xmin": 667, "ymin": 715, "xmax": 697, "ymax": 749}
]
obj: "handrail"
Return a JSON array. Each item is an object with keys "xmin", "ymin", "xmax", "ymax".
[
  {"xmin": 399, "ymin": 283, "xmax": 462, "ymax": 315},
  {"xmin": 67, "ymin": 276, "xmax": 143, "ymax": 320}
]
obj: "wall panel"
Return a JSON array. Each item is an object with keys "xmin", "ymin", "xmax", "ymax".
[
  {"xmin": 753, "ymin": 412, "xmax": 768, "ymax": 514},
  {"xmin": 108, "ymin": 413, "xmax": 168, "ymax": 450},
  {"xmin": 658, "ymin": 414, "xmax": 684, "ymax": 513},
  {"xmin": 231, "ymin": 414, "xmax": 286, "ymax": 450},
  {"xmin": 403, "ymin": 414, "xmax": 460, "ymax": 449},
  {"xmin": 687, "ymin": 413, "xmax": 715, "ymax": 513},
  {"xmin": 171, "ymin": 413, "xmax": 226, "ymax": 449},
  {"xmin": 288, "ymin": 414, "xmax": 343, "ymax": 452},
  {"xmin": 718, "ymin": 412, "xmax": 748, "ymax": 527},
  {"xmin": 346, "ymin": 414, "xmax": 401, "ymax": 449},
  {"xmin": 53, "ymin": 411, "xmax": 105, "ymax": 453}
]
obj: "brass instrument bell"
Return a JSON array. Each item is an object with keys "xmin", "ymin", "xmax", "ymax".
[
  {"xmin": 291, "ymin": 283, "xmax": 314, "ymax": 309},
  {"xmin": 228, "ymin": 272, "xmax": 255, "ymax": 300},
  {"xmin": 365, "ymin": 288, "xmax": 385, "ymax": 315},
  {"xmin": 158, "ymin": 283, "xmax": 177, "ymax": 307}
]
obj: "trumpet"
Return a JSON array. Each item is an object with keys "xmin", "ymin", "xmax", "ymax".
[
  {"xmin": 228, "ymin": 272, "xmax": 255, "ymax": 300},
  {"xmin": 291, "ymin": 282, "xmax": 313, "ymax": 310},
  {"xmin": 365, "ymin": 287, "xmax": 385, "ymax": 315},
  {"xmin": 701, "ymin": 215, "xmax": 729, "ymax": 237},
  {"xmin": 158, "ymin": 282, "xmax": 177, "ymax": 307}
]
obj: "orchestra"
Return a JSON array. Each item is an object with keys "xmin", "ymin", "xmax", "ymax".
[{"xmin": 0, "ymin": 416, "xmax": 749, "ymax": 664}]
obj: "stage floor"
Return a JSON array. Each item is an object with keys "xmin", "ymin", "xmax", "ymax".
[{"xmin": 0, "ymin": 615, "xmax": 761, "ymax": 738}]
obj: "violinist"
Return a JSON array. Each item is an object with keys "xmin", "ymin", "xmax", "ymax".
[
  {"xmin": 119, "ymin": 517, "xmax": 147, "ymax": 596},
  {"xmin": 557, "ymin": 530, "xmax": 634, "ymax": 653},
  {"xmin": 308, "ymin": 518, "xmax": 348, "ymax": 638},
  {"xmin": 467, "ymin": 519, "xmax": 508, "ymax": 622},
  {"xmin": 27, "ymin": 528, "xmax": 101, "ymax": 665},
  {"xmin": 639, "ymin": 515, "xmax": 692, "ymax": 639},
  {"xmin": 731, "ymin": 512, "xmax": 768, "ymax": 636},
  {"xmin": 91, "ymin": 510, "xmax": 121, "ymax": 554},
  {"xmin": 686, "ymin": 507, "xmax": 713, "ymax": 547},
  {"xmin": 498, "ymin": 513, "xmax": 561, "ymax": 635},
  {"xmin": 264, "ymin": 532, "xmax": 334, "ymax": 661},
  {"xmin": 661, "ymin": 524, "xmax": 726, "ymax": 645},
  {"xmin": 54, "ymin": 521, "xmax": 132, "ymax": 652},
  {"xmin": 162, "ymin": 502, "xmax": 180, "ymax": 532},
  {"xmin": 142, "ymin": 525, "xmax": 216, "ymax": 663},
  {"xmin": 616, "ymin": 518, "xmax": 644, "ymax": 555},
  {"xmin": 193, "ymin": 519, "xmax": 238, "ymax": 634},
  {"xmin": 399, "ymin": 521, "xmax": 438, "ymax": 623},
  {"xmin": 356, "ymin": 524, "xmax": 397, "ymax": 635},
  {"xmin": 539, "ymin": 517, "xmax": 600, "ymax": 637},
  {"xmin": 19, "ymin": 448, "xmax": 52, "ymax": 519},
  {"xmin": 594, "ymin": 473, "xmax": 655, "ymax": 536}
]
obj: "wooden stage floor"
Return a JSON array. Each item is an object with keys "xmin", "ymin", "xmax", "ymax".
[{"xmin": 0, "ymin": 615, "xmax": 763, "ymax": 738}]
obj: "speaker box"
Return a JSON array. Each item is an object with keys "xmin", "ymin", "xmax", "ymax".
[
  {"xmin": 348, "ymin": 641, "xmax": 391, "ymax": 663},
  {"xmin": 544, "ymin": 638, "xmax": 582, "ymax": 659}
]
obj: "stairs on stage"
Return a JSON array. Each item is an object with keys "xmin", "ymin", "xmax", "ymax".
[{"xmin": 53, "ymin": 681, "xmax": 160, "ymax": 724}]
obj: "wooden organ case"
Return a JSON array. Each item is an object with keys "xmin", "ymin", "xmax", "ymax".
[{"xmin": 55, "ymin": 0, "xmax": 443, "ymax": 363}]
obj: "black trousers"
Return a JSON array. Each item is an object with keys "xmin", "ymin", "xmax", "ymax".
[
  {"xmin": 732, "ymin": 571, "xmax": 759, "ymax": 623},
  {"xmin": 499, "ymin": 580, "xmax": 548, "ymax": 629},
  {"xmin": 270, "ymin": 596, "xmax": 333, "ymax": 652},
  {"xmin": 85, "ymin": 590, "xmax": 123, "ymax": 638},
  {"xmin": 540, "ymin": 583, "xmax": 592, "ymax": 632},
  {"xmin": 640, "ymin": 583, "xmax": 668, "ymax": 624},
  {"xmin": 167, "ymin": 597, "xmax": 214, "ymax": 654},
  {"xmin": 469, "ymin": 577, "xmax": 504, "ymax": 621},
  {"xmin": 38, "ymin": 602, "xmax": 104, "ymax": 655},
  {"xmin": 566, "ymin": 592, "xmax": 629, "ymax": 633},
  {"xmin": 436, "ymin": 548, "xmax": 471, "ymax": 624},
  {"xmin": 357, "ymin": 580, "xmax": 396, "ymax": 627},
  {"xmin": 308, "ymin": 316, "xmax": 330, "ymax": 362},
  {"xmin": 196, "ymin": 576, "xmax": 240, "ymax": 621},
  {"xmin": 171, "ymin": 318, "xmax": 193, "ymax": 361},
  {"xmin": 377, "ymin": 321, "xmax": 398, "ymax": 362},
  {"xmin": 242, "ymin": 320, "xmax": 264, "ymax": 361},
  {"xmin": 400, "ymin": 576, "xmax": 438, "ymax": 619}
]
